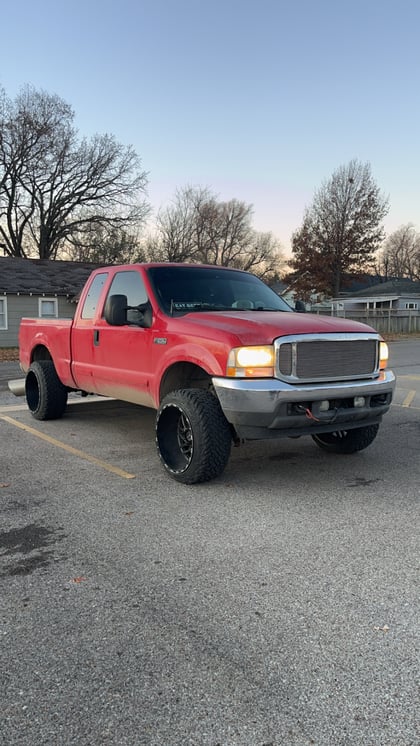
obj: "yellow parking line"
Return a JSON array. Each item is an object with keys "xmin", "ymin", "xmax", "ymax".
[
  {"xmin": 398, "ymin": 374, "xmax": 420, "ymax": 381},
  {"xmin": 402, "ymin": 390, "xmax": 417, "ymax": 408},
  {"xmin": 0, "ymin": 414, "xmax": 136, "ymax": 480},
  {"xmin": 0, "ymin": 404, "xmax": 28, "ymax": 413}
]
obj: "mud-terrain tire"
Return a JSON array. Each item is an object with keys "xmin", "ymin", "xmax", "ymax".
[
  {"xmin": 25, "ymin": 361, "xmax": 68, "ymax": 420},
  {"xmin": 156, "ymin": 389, "xmax": 232, "ymax": 484},
  {"xmin": 312, "ymin": 424, "xmax": 379, "ymax": 454}
]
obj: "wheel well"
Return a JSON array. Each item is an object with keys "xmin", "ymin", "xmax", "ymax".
[
  {"xmin": 159, "ymin": 363, "xmax": 212, "ymax": 403},
  {"xmin": 31, "ymin": 345, "xmax": 52, "ymax": 363}
]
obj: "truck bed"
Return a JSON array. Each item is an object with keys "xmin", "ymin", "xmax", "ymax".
[{"xmin": 19, "ymin": 317, "xmax": 75, "ymax": 386}]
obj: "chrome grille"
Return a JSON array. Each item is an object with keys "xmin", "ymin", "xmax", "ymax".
[{"xmin": 275, "ymin": 334, "xmax": 379, "ymax": 383}]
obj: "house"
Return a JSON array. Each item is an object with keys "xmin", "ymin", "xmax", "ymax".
[
  {"xmin": 270, "ymin": 280, "xmax": 296, "ymax": 307},
  {"xmin": 312, "ymin": 278, "xmax": 420, "ymax": 334},
  {"xmin": 270, "ymin": 280, "xmax": 319, "ymax": 310},
  {"xmin": 0, "ymin": 257, "xmax": 106, "ymax": 348},
  {"xmin": 332, "ymin": 279, "xmax": 420, "ymax": 315}
]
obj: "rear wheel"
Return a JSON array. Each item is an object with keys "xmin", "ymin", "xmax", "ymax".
[
  {"xmin": 311, "ymin": 424, "xmax": 379, "ymax": 454},
  {"xmin": 156, "ymin": 389, "xmax": 232, "ymax": 484},
  {"xmin": 25, "ymin": 361, "xmax": 68, "ymax": 420}
]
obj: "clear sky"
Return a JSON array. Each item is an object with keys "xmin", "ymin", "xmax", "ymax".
[{"xmin": 1, "ymin": 0, "xmax": 419, "ymax": 255}]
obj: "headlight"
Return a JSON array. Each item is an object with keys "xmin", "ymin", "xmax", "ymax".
[
  {"xmin": 227, "ymin": 345, "xmax": 274, "ymax": 377},
  {"xmin": 379, "ymin": 341, "xmax": 389, "ymax": 370}
]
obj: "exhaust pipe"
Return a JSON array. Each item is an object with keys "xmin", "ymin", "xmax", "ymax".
[{"xmin": 8, "ymin": 378, "xmax": 26, "ymax": 397}]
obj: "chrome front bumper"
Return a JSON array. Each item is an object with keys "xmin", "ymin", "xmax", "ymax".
[{"xmin": 212, "ymin": 370, "xmax": 396, "ymax": 439}]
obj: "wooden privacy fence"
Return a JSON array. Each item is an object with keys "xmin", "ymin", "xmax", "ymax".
[{"xmin": 315, "ymin": 309, "xmax": 420, "ymax": 335}]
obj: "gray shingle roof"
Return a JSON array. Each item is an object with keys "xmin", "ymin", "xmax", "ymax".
[
  {"xmin": 348, "ymin": 278, "xmax": 420, "ymax": 297},
  {"xmin": 0, "ymin": 257, "xmax": 107, "ymax": 297}
]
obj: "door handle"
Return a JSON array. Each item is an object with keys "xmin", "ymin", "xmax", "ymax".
[{"xmin": 94, "ymin": 329, "xmax": 100, "ymax": 346}]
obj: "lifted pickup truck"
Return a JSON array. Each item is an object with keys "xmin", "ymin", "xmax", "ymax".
[{"xmin": 17, "ymin": 263, "xmax": 395, "ymax": 483}]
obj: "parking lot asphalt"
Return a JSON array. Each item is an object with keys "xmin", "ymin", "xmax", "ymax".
[{"xmin": 0, "ymin": 340, "xmax": 419, "ymax": 745}]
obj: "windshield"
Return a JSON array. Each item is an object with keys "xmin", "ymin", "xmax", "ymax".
[{"xmin": 147, "ymin": 265, "xmax": 291, "ymax": 315}]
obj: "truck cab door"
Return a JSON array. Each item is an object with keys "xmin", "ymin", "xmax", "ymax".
[{"xmin": 72, "ymin": 269, "xmax": 155, "ymax": 407}]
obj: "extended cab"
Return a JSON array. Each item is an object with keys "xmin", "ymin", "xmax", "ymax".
[{"xmin": 17, "ymin": 263, "xmax": 395, "ymax": 483}]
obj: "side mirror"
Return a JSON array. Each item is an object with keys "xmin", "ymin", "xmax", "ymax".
[
  {"xmin": 295, "ymin": 299, "xmax": 306, "ymax": 313},
  {"xmin": 128, "ymin": 301, "xmax": 153, "ymax": 328},
  {"xmin": 104, "ymin": 294, "xmax": 128, "ymax": 326},
  {"xmin": 136, "ymin": 301, "xmax": 153, "ymax": 328}
]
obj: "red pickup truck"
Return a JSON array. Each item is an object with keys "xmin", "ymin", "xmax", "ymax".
[{"xmin": 17, "ymin": 263, "xmax": 395, "ymax": 483}]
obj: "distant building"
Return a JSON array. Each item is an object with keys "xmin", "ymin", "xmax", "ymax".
[
  {"xmin": 311, "ymin": 278, "xmax": 420, "ymax": 333},
  {"xmin": 330, "ymin": 279, "xmax": 420, "ymax": 315},
  {"xmin": 270, "ymin": 280, "xmax": 318, "ymax": 310}
]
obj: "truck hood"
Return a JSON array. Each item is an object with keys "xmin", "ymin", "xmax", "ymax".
[{"xmin": 176, "ymin": 310, "xmax": 378, "ymax": 345}]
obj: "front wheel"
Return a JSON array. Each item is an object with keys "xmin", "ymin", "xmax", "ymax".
[
  {"xmin": 311, "ymin": 424, "xmax": 379, "ymax": 454},
  {"xmin": 25, "ymin": 361, "xmax": 68, "ymax": 420},
  {"xmin": 156, "ymin": 389, "xmax": 232, "ymax": 484}
]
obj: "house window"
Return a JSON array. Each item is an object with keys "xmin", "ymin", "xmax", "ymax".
[
  {"xmin": 0, "ymin": 297, "xmax": 7, "ymax": 329},
  {"xmin": 405, "ymin": 302, "xmax": 418, "ymax": 310},
  {"xmin": 39, "ymin": 297, "xmax": 58, "ymax": 318}
]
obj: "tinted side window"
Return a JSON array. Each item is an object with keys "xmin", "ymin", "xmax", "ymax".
[
  {"xmin": 105, "ymin": 271, "xmax": 148, "ymax": 322},
  {"xmin": 81, "ymin": 273, "xmax": 109, "ymax": 319}
]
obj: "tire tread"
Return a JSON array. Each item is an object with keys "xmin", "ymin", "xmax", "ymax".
[
  {"xmin": 312, "ymin": 424, "xmax": 379, "ymax": 454},
  {"xmin": 26, "ymin": 361, "xmax": 68, "ymax": 420},
  {"xmin": 156, "ymin": 389, "xmax": 231, "ymax": 484}
]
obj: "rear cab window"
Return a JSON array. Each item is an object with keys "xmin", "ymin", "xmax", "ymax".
[{"xmin": 81, "ymin": 273, "xmax": 109, "ymax": 319}]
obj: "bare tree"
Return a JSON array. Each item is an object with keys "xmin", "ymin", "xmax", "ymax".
[
  {"xmin": 146, "ymin": 186, "xmax": 208, "ymax": 263},
  {"xmin": 290, "ymin": 160, "xmax": 389, "ymax": 297},
  {"xmin": 146, "ymin": 185, "xmax": 285, "ymax": 278},
  {"xmin": 0, "ymin": 85, "xmax": 150, "ymax": 259},
  {"xmin": 65, "ymin": 223, "xmax": 146, "ymax": 264},
  {"xmin": 376, "ymin": 224, "xmax": 420, "ymax": 280}
]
